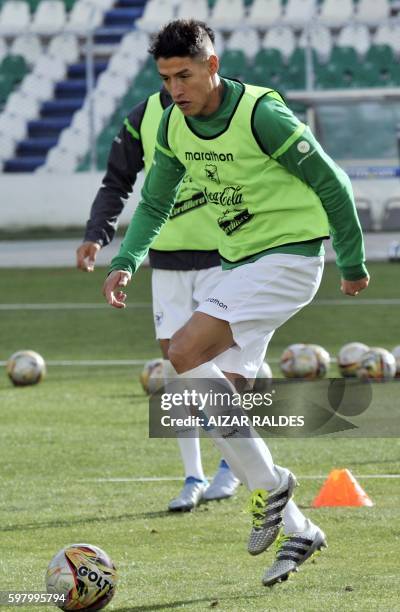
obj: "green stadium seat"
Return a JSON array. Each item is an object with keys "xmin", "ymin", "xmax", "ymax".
[
  {"xmin": 219, "ymin": 49, "xmax": 247, "ymax": 79},
  {"xmin": 0, "ymin": 72, "xmax": 14, "ymax": 103},
  {"xmin": 1, "ymin": 54, "xmax": 29, "ymax": 82}
]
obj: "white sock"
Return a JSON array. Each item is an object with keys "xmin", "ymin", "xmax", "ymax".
[
  {"xmin": 163, "ymin": 359, "xmax": 205, "ymax": 482},
  {"xmin": 178, "ymin": 361, "xmax": 280, "ymax": 491},
  {"xmin": 283, "ymin": 500, "xmax": 308, "ymax": 534}
]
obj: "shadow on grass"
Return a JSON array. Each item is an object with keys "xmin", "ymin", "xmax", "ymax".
[
  {"xmin": 114, "ymin": 593, "xmax": 268, "ymax": 611},
  {"xmin": 0, "ymin": 510, "xmax": 178, "ymax": 532}
]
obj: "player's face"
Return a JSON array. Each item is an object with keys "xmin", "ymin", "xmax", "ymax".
[{"xmin": 157, "ymin": 55, "xmax": 219, "ymax": 117}]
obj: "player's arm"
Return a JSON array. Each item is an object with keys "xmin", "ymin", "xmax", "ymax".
[
  {"xmin": 253, "ymin": 98, "xmax": 369, "ymax": 294},
  {"xmin": 103, "ymin": 111, "xmax": 186, "ymax": 308},
  {"xmin": 77, "ymin": 103, "xmax": 147, "ymax": 271}
]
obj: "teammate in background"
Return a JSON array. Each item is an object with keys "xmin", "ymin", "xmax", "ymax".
[
  {"xmin": 77, "ymin": 88, "xmax": 242, "ymax": 511},
  {"xmin": 103, "ymin": 20, "xmax": 369, "ymax": 586}
]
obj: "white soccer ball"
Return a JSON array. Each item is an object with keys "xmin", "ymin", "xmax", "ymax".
[
  {"xmin": 337, "ymin": 342, "xmax": 369, "ymax": 377},
  {"xmin": 252, "ymin": 361, "xmax": 273, "ymax": 391},
  {"xmin": 280, "ymin": 344, "xmax": 319, "ymax": 378},
  {"xmin": 46, "ymin": 543, "xmax": 117, "ymax": 610},
  {"xmin": 139, "ymin": 358, "xmax": 164, "ymax": 394},
  {"xmin": 6, "ymin": 350, "xmax": 46, "ymax": 386},
  {"xmin": 308, "ymin": 344, "xmax": 331, "ymax": 378},
  {"xmin": 356, "ymin": 347, "xmax": 396, "ymax": 381},
  {"xmin": 391, "ymin": 346, "xmax": 400, "ymax": 378}
]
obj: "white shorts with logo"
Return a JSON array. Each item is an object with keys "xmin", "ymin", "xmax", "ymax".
[
  {"xmin": 151, "ymin": 266, "xmax": 269, "ymax": 378},
  {"xmin": 196, "ymin": 253, "xmax": 324, "ymax": 375}
]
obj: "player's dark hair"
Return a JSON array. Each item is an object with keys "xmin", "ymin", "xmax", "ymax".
[{"xmin": 149, "ymin": 19, "xmax": 215, "ymax": 60}]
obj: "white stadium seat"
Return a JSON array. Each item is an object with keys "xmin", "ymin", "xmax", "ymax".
[
  {"xmin": 227, "ymin": 28, "xmax": 260, "ymax": 59},
  {"xmin": 319, "ymin": 0, "xmax": 354, "ymax": 28},
  {"xmin": 281, "ymin": 0, "xmax": 317, "ymax": 27},
  {"xmin": 4, "ymin": 91, "xmax": 40, "ymax": 120},
  {"xmin": 10, "ymin": 34, "xmax": 42, "ymax": 65},
  {"xmin": 33, "ymin": 54, "xmax": 66, "ymax": 81},
  {"xmin": 0, "ymin": 133, "xmax": 17, "ymax": 160},
  {"xmin": 356, "ymin": 0, "xmax": 390, "ymax": 26},
  {"xmin": 245, "ymin": 0, "xmax": 282, "ymax": 29},
  {"xmin": 211, "ymin": 0, "xmax": 245, "ymax": 31},
  {"xmin": 95, "ymin": 71, "xmax": 129, "ymax": 100},
  {"xmin": 119, "ymin": 29, "xmax": 149, "ymax": 59},
  {"xmin": 57, "ymin": 126, "xmax": 91, "ymax": 156},
  {"xmin": 337, "ymin": 23, "xmax": 371, "ymax": 57},
  {"xmin": 374, "ymin": 21, "xmax": 400, "ymax": 54},
  {"xmin": 107, "ymin": 51, "xmax": 140, "ymax": 79},
  {"xmin": 262, "ymin": 25, "xmax": 296, "ymax": 60},
  {"xmin": 47, "ymin": 33, "xmax": 79, "ymax": 64},
  {"xmin": 43, "ymin": 147, "xmax": 79, "ymax": 172},
  {"xmin": 0, "ymin": 111, "xmax": 27, "ymax": 141},
  {"xmin": 135, "ymin": 0, "xmax": 175, "ymax": 33},
  {"xmin": 64, "ymin": 1, "xmax": 103, "ymax": 34},
  {"xmin": 20, "ymin": 72, "xmax": 54, "ymax": 101},
  {"xmin": 299, "ymin": 23, "xmax": 332, "ymax": 62},
  {"xmin": 89, "ymin": 0, "xmax": 115, "ymax": 10},
  {"xmin": 30, "ymin": 0, "xmax": 66, "ymax": 35},
  {"xmin": 0, "ymin": 1, "xmax": 30, "ymax": 35},
  {"xmin": 176, "ymin": 0, "xmax": 209, "ymax": 21}
]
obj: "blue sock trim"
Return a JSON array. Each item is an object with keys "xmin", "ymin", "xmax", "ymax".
[
  {"xmin": 219, "ymin": 459, "xmax": 230, "ymax": 469},
  {"xmin": 185, "ymin": 476, "xmax": 207, "ymax": 485}
]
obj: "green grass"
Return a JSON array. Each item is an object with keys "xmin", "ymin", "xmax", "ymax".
[{"xmin": 0, "ymin": 263, "xmax": 399, "ymax": 611}]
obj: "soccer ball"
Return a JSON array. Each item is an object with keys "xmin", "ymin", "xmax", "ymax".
[
  {"xmin": 139, "ymin": 358, "xmax": 164, "ymax": 394},
  {"xmin": 46, "ymin": 543, "xmax": 117, "ymax": 611},
  {"xmin": 252, "ymin": 361, "xmax": 273, "ymax": 392},
  {"xmin": 6, "ymin": 350, "xmax": 46, "ymax": 386},
  {"xmin": 308, "ymin": 344, "xmax": 331, "ymax": 378},
  {"xmin": 356, "ymin": 347, "xmax": 396, "ymax": 381},
  {"xmin": 391, "ymin": 346, "xmax": 400, "ymax": 378},
  {"xmin": 280, "ymin": 344, "xmax": 319, "ymax": 378},
  {"xmin": 337, "ymin": 342, "xmax": 369, "ymax": 377}
]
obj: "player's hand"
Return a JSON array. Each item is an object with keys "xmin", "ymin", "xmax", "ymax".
[
  {"xmin": 76, "ymin": 241, "xmax": 101, "ymax": 272},
  {"xmin": 341, "ymin": 275, "xmax": 370, "ymax": 296},
  {"xmin": 103, "ymin": 269, "xmax": 132, "ymax": 308}
]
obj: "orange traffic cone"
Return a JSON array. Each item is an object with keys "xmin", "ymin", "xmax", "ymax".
[{"xmin": 312, "ymin": 468, "xmax": 373, "ymax": 507}]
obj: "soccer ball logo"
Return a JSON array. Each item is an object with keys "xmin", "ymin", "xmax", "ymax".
[
  {"xmin": 46, "ymin": 543, "xmax": 117, "ymax": 611},
  {"xmin": 6, "ymin": 350, "xmax": 46, "ymax": 386}
]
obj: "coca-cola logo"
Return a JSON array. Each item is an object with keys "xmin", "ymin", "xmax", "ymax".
[{"xmin": 204, "ymin": 186, "xmax": 243, "ymax": 207}]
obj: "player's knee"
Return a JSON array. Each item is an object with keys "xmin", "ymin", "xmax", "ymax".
[{"xmin": 168, "ymin": 336, "xmax": 197, "ymax": 374}]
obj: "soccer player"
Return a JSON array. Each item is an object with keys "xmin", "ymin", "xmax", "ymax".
[
  {"xmin": 77, "ymin": 88, "xmax": 245, "ymax": 511},
  {"xmin": 103, "ymin": 20, "xmax": 369, "ymax": 585}
]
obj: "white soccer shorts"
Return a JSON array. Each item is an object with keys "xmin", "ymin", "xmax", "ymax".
[
  {"xmin": 151, "ymin": 266, "xmax": 268, "ymax": 378},
  {"xmin": 196, "ymin": 253, "xmax": 325, "ymax": 376}
]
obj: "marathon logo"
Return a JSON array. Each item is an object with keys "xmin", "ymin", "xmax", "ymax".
[
  {"xmin": 205, "ymin": 297, "xmax": 228, "ymax": 310},
  {"xmin": 170, "ymin": 192, "xmax": 207, "ymax": 218},
  {"xmin": 185, "ymin": 151, "xmax": 234, "ymax": 162}
]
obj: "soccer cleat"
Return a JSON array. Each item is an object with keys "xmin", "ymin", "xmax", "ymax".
[
  {"xmin": 168, "ymin": 476, "xmax": 209, "ymax": 512},
  {"xmin": 262, "ymin": 520, "xmax": 327, "ymax": 587},
  {"xmin": 202, "ymin": 463, "xmax": 240, "ymax": 501},
  {"xmin": 247, "ymin": 466, "xmax": 297, "ymax": 555}
]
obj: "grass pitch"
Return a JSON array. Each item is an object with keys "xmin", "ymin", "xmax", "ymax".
[{"xmin": 0, "ymin": 263, "xmax": 399, "ymax": 611}]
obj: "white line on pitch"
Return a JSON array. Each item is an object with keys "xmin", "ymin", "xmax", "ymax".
[
  {"xmin": 1, "ymin": 299, "xmax": 400, "ymax": 311},
  {"xmin": 80, "ymin": 474, "xmax": 400, "ymax": 483}
]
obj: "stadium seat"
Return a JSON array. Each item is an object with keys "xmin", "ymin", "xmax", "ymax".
[
  {"xmin": 20, "ymin": 71, "xmax": 54, "ymax": 101},
  {"xmin": 219, "ymin": 48, "xmax": 248, "ymax": 79},
  {"xmin": 4, "ymin": 89, "xmax": 40, "ymax": 118},
  {"xmin": 0, "ymin": 110, "xmax": 27, "ymax": 139},
  {"xmin": 298, "ymin": 23, "xmax": 332, "ymax": 62},
  {"xmin": 30, "ymin": 0, "xmax": 66, "ymax": 34},
  {"xmin": 33, "ymin": 54, "xmax": 66, "ymax": 81},
  {"xmin": 249, "ymin": 48, "xmax": 285, "ymax": 89},
  {"xmin": 0, "ymin": 1, "xmax": 30, "ymax": 35},
  {"xmin": 328, "ymin": 46, "xmax": 360, "ymax": 87},
  {"xmin": 64, "ymin": 0, "xmax": 103, "ymax": 34},
  {"xmin": 245, "ymin": 0, "xmax": 282, "ymax": 29},
  {"xmin": 10, "ymin": 33, "xmax": 42, "ymax": 65},
  {"xmin": 356, "ymin": 0, "xmax": 390, "ymax": 26},
  {"xmin": 176, "ymin": 0, "xmax": 209, "ymax": 21},
  {"xmin": 95, "ymin": 70, "xmax": 129, "ymax": 101},
  {"xmin": 365, "ymin": 44, "xmax": 399, "ymax": 86},
  {"xmin": 211, "ymin": 0, "xmax": 245, "ymax": 31},
  {"xmin": 106, "ymin": 49, "xmax": 140, "ymax": 79},
  {"xmin": 1, "ymin": 53, "xmax": 28, "ymax": 80},
  {"xmin": 119, "ymin": 29, "xmax": 149, "ymax": 57},
  {"xmin": 47, "ymin": 33, "xmax": 79, "ymax": 64},
  {"xmin": 262, "ymin": 25, "xmax": 296, "ymax": 60},
  {"xmin": 0, "ymin": 132, "xmax": 16, "ymax": 161},
  {"xmin": 281, "ymin": 0, "xmax": 317, "ymax": 27},
  {"xmin": 337, "ymin": 23, "xmax": 371, "ymax": 57},
  {"xmin": 381, "ymin": 198, "xmax": 400, "ymax": 231},
  {"xmin": 43, "ymin": 146, "xmax": 79, "ymax": 172},
  {"xmin": 0, "ymin": 72, "xmax": 13, "ymax": 103},
  {"xmin": 135, "ymin": 0, "xmax": 175, "ymax": 32},
  {"xmin": 355, "ymin": 198, "xmax": 374, "ymax": 231},
  {"xmin": 374, "ymin": 22, "xmax": 400, "ymax": 55},
  {"xmin": 227, "ymin": 27, "xmax": 260, "ymax": 59},
  {"xmin": 319, "ymin": 0, "xmax": 354, "ymax": 28}
]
